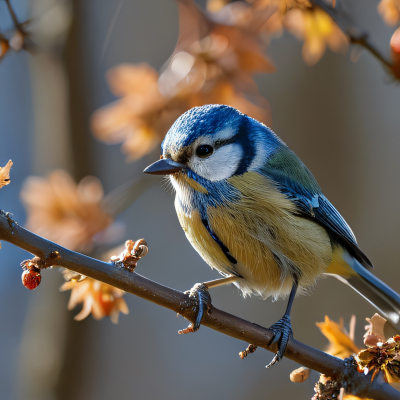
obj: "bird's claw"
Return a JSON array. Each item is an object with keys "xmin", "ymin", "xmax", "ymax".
[
  {"xmin": 178, "ymin": 283, "xmax": 212, "ymax": 334},
  {"xmin": 266, "ymin": 314, "xmax": 293, "ymax": 368}
]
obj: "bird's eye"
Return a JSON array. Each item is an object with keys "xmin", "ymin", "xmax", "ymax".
[{"xmin": 196, "ymin": 144, "xmax": 214, "ymax": 158}]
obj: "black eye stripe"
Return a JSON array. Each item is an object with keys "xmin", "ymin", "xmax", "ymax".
[
  {"xmin": 176, "ymin": 148, "xmax": 192, "ymax": 164},
  {"xmin": 214, "ymin": 137, "xmax": 236, "ymax": 149}
]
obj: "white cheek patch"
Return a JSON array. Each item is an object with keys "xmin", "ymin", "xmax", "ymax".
[{"xmin": 189, "ymin": 143, "xmax": 243, "ymax": 181}]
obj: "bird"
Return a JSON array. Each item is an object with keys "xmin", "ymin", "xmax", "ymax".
[{"xmin": 143, "ymin": 104, "xmax": 400, "ymax": 366}]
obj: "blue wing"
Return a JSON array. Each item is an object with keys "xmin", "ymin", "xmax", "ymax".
[{"xmin": 262, "ymin": 146, "xmax": 372, "ymax": 268}]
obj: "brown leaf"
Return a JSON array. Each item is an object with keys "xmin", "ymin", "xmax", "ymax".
[
  {"xmin": 61, "ymin": 278, "xmax": 129, "ymax": 323},
  {"xmin": 316, "ymin": 316, "xmax": 360, "ymax": 359},
  {"xmin": 20, "ymin": 171, "xmax": 113, "ymax": 251},
  {"xmin": 285, "ymin": 7, "xmax": 348, "ymax": 65},
  {"xmin": 356, "ymin": 335, "xmax": 400, "ymax": 384},
  {"xmin": 364, "ymin": 313, "xmax": 387, "ymax": 347},
  {"xmin": 92, "ymin": 0, "xmax": 273, "ymax": 160},
  {"xmin": 378, "ymin": 0, "xmax": 400, "ymax": 26},
  {"xmin": 0, "ymin": 160, "xmax": 12, "ymax": 189}
]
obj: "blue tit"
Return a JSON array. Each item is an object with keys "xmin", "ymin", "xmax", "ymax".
[{"xmin": 144, "ymin": 104, "xmax": 400, "ymax": 366}]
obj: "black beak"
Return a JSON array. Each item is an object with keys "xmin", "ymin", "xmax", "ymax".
[{"xmin": 143, "ymin": 158, "xmax": 186, "ymax": 175}]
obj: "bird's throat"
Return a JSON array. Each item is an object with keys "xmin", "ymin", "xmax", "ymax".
[{"xmin": 172, "ymin": 173, "xmax": 208, "ymax": 194}]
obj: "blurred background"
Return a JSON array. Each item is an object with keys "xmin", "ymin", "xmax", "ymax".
[{"xmin": 1, "ymin": 0, "xmax": 400, "ymax": 399}]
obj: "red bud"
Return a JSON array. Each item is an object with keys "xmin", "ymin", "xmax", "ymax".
[{"xmin": 22, "ymin": 267, "xmax": 41, "ymax": 290}]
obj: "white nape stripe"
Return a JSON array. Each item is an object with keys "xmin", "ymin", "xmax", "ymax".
[
  {"xmin": 189, "ymin": 143, "xmax": 243, "ymax": 181},
  {"xmin": 249, "ymin": 138, "xmax": 268, "ymax": 170}
]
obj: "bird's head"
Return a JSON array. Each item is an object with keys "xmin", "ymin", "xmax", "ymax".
[{"xmin": 144, "ymin": 104, "xmax": 281, "ymax": 188}]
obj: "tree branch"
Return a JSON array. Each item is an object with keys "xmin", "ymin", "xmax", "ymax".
[
  {"xmin": 310, "ymin": 0, "xmax": 396, "ymax": 78},
  {"xmin": 0, "ymin": 210, "xmax": 399, "ymax": 400},
  {"xmin": 4, "ymin": 0, "xmax": 23, "ymax": 30}
]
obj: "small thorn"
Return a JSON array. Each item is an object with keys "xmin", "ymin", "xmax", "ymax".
[{"xmin": 265, "ymin": 354, "xmax": 280, "ymax": 368}]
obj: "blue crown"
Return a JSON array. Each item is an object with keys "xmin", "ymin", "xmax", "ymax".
[{"xmin": 162, "ymin": 104, "xmax": 244, "ymax": 153}]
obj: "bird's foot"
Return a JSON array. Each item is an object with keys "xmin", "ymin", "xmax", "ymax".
[
  {"xmin": 178, "ymin": 283, "xmax": 212, "ymax": 334},
  {"xmin": 266, "ymin": 314, "xmax": 293, "ymax": 368}
]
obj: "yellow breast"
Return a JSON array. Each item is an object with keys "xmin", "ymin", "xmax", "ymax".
[{"xmin": 175, "ymin": 171, "xmax": 333, "ymax": 298}]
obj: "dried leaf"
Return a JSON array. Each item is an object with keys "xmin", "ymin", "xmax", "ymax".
[
  {"xmin": 356, "ymin": 335, "xmax": 400, "ymax": 383},
  {"xmin": 61, "ymin": 278, "xmax": 129, "ymax": 323},
  {"xmin": 0, "ymin": 160, "xmax": 12, "ymax": 188},
  {"xmin": 0, "ymin": 39, "xmax": 10, "ymax": 60},
  {"xmin": 315, "ymin": 316, "xmax": 375, "ymax": 399},
  {"xmin": 378, "ymin": 0, "xmax": 400, "ymax": 26},
  {"xmin": 317, "ymin": 316, "xmax": 360, "ymax": 359},
  {"xmin": 92, "ymin": 0, "xmax": 272, "ymax": 160},
  {"xmin": 364, "ymin": 313, "xmax": 387, "ymax": 347},
  {"xmin": 285, "ymin": 7, "xmax": 348, "ymax": 65},
  {"xmin": 20, "ymin": 171, "xmax": 113, "ymax": 251}
]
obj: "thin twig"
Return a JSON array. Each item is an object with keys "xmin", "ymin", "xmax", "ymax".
[
  {"xmin": 310, "ymin": 0, "xmax": 395, "ymax": 76},
  {"xmin": 3, "ymin": 0, "xmax": 29, "ymax": 36},
  {"xmin": 4, "ymin": 0, "xmax": 21, "ymax": 28},
  {"xmin": 0, "ymin": 211, "xmax": 399, "ymax": 400}
]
